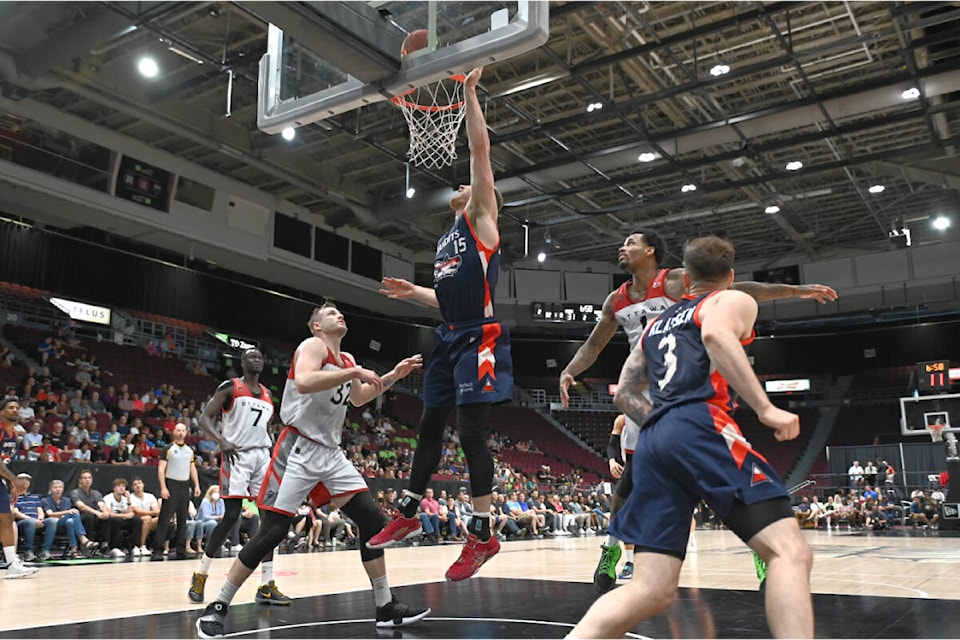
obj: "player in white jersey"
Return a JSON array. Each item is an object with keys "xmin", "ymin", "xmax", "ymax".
[
  {"xmin": 558, "ymin": 230, "xmax": 837, "ymax": 593},
  {"xmin": 189, "ymin": 348, "xmax": 290, "ymax": 606},
  {"xmin": 196, "ymin": 303, "xmax": 427, "ymax": 639}
]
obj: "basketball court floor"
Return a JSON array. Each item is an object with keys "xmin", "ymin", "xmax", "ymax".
[{"xmin": 2, "ymin": 528, "xmax": 958, "ymax": 638}]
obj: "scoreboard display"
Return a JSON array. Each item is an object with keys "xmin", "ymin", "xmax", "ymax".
[
  {"xmin": 917, "ymin": 360, "xmax": 951, "ymax": 392},
  {"xmin": 532, "ymin": 302, "xmax": 602, "ymax": 324}
]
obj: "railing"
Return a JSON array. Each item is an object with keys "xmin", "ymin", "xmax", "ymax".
[
  {"xmin": 802, "ymin": 472, "xmax": 947, "ymax": 500},
  {"xmin": 0, "ymin": 129, "xmax": 111, "ymax": 193}
]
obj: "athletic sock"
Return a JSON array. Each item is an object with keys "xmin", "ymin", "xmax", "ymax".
[
  {"xmin": 606, "ymin": 534, "xmax": 620, "ymax": 547},
  {"xmin": 371, "ymin": 575, "xmax": 392, "ymax": 607},
  {"xmin": 215, "ymin": 579, "xmax": 241, "ymax": 605},
  {"xmin": 3, "ymin": 546, "xmax": 17, "ymax": 565},
  {"xmin": 261, "ymin": 561, "xmax": 274, "ymax": 585},
  {"xmin": 197, "ymin": 554, "xmax": 213, "ymax": 575},
  {"xmin": 470, "ymin": 514, "xmax": 491, "ymax": 541}
]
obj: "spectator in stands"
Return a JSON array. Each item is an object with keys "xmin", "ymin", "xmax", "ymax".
[
  {"xmin": 504, "ymin": 491, "xmax": 538, "ymax": 538},
  {"xmin": 118, "ymin": 392, "xmax": 135, "ymax": 414},
  {"xmin": 0, "ymin": 344, "xmax": 13, "ymax": 367},
  {"xmin": 36, "ymin": 435, "xmax": 60, "ymax": 462},
  {"xmin": 848, "ymin": 460, "xmax": 864, "ymax": 487},
  {"xmin": 75, "ymin": 365, "xmax": 92, "ymax": 389},
  {"xmin": 12, "ymin": 473, "xmax": 44, "ymax": 561},
  {"xmin": 443, "ymin": 496, "xmax": 467, "ymax": 540},
  {"xmin": 89, "ymin": 390, "xmax": 106, "ymax": 414},
  {"xmin": 878, "ymin": 494, "xmax": 899, "ymax": 529},
  {"xmin": 417, "ymin": 488, "xmax": 442, "ymax": 544},
  {"xmin": 102, "ymin": 477, "xmax": 142, "ymax": 557},
  {"xmin": 192, "ymin": 485, "xmax": 225, "ymax": 556},
  {"xmin": 863, "ymin": 461, "xmax": 878, "ymax": 487},
  {"xmin": 23, "ymin": 421, "xmax": 43, "ymax": 450},
  {"xmin": 47, "ymin": 420, "xmax": 67, "ymax": 449},
  {"xmin": 862, "ymin": 485, "xmax": 878, "ymax": 503},
  {"xmin": 101, "ymin": 385, "xmax": 118, "ymax": 413},
  {"xmin": 110, "ymin": 436, "xmax": 132, "ymax": 465},
  {"xmin": 37, "ymin": 336, "xmax": 55, "ymax": 364},
  {"xmin": 922, "ymin": 490, "xmax": 941, "ymax": 529},
  {"xmin": 72, "ymin": 440, "xmax": 92, "ymax": 463},
  {"xmin": 41, "ymin": 478, "xmax": 97, "ymax": 560},
  {"xmin": 454, "ymin": 489, "xmax": 475, "ymax": 530},
  {"xmin": 565, "ymin": 493, "xmax": 590, "ymax": 535},
  {"xmin": 19, "ymin": 399, "xmax": 35, "ymax": 422},
  {"xmin": 69, "ymin": 468, "xmax": 110, "ymax": 550},
  {"xmin": 103, "ymin": 423, "xmax": 121, "ymax": 448},
  {"xmin": 884, "ymin": 462, "xmax": 896, "ymax": 493},
  {"xmin": 319, "ymin": 506, "xmax": 348, "ymax": 548}
]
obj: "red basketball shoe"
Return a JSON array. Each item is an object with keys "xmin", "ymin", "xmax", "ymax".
[
  {"xmin": 366, "ymin": 515, "xmax": 422, "ymax": 550},
  {"xmin": 444, "ymin": 534, "xmax": 500, "ymax": 582}
]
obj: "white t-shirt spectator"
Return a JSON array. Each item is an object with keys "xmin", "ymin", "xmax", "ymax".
[
  {"xmin": 130, "ymin": 492, "xmax": 159, "ymax": 512},
  {"xmin": 103, "ymin": 493, "xmax": 131, "ymax": 515}
]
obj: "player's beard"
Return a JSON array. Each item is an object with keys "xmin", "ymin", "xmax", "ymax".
[{"xmin": 617, "ymin": 257, "xmax": 629, "ymax": 271}]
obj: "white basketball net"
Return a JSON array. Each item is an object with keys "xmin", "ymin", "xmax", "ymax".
[
  {"xmin": 393, "ymin": 75, "xmax": 467, "ymax": 170},
  {"xmin": 929, "ymin": 422, "xmax": 945, "ymax": 442}
]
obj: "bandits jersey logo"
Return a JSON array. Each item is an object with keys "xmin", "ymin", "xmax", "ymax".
[
  {"xmin": 751, "ymin": 464, "xmax": 770, "ymax": 486},
  {"xmin": 434, "ymin": 255, "xmax": 462, "ymax": 281}
]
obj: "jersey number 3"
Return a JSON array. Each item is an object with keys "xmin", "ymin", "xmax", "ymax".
[{"xmin": 657, "ymin": 334, "xmax": 678, "ymax": 391}]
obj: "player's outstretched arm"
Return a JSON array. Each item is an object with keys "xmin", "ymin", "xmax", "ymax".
[
  {"xmin": 350, "ymin": 354, "xmax": 422, "ymax": 406},
  {"xmin": 379, "ymin": 277, "xmax": 439, "ymax": 308},
  {"xmin": 731, "ymin": 281, "xmax": 838, "ymax": 304},
  {"xmin": 463, "ymin": 67, "xmax": 497, "ymax": 227},
  {"xmin": 560, "ymin": 290, "xmax": 620, "ymax": 408},
  {"xmin": 699, "ymin": 290, "xmax": 799, "ymax": 441},
  {"xmin": 612, "ymin": 347, "xmax": 652, "ymax": 430}
]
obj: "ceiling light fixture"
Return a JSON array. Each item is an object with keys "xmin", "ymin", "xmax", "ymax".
[
  {"xmin": 933, "ymin": 215, "xmax": 951, "ymax": 231},
  {"xmin": 709, "ymin": 63, "xmax": 730, "ymax": 77},
  {"xmin": 281, "ymin": 127, "xmax": 296, "ymax": 141},
  {"xmin": 785, "ymin": 160, "xmax": 803, "ymax": 171},
  {"xmin": 167, "ymin": 46, "xmax": 204, "ymax": 65},
  {"xmin": 681, "ymin": 184, "xmax": 697, "ymax": 193},
  {"xmin": 764, "ymin": 205, "xmax": 781, "ymax": 214},
  {"xmin": 537, "ymin": 252, "xmax": 546, "ymax": 263},
  {"xmin": 638, "ymin": 152, "xmax": 658, "ymax": 163},
  {"xmin": 137, "ymin": 57, "xmax": 159, "ymax": 78},
  {"xmin": 868, "ymin": 184, "xmax": 885, "ymax": 194},
  {"xmin": 901, "ymin": 87, "xmax": 920, "ymax": 100},
  {"xmin": 586, "ymin": 102, "xmax": 603, "ymax": 113}
]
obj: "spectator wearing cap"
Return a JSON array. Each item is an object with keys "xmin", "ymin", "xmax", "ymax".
[{"xmin": 11, "ymin": 473, "xmax": 44, "ymax": 561}]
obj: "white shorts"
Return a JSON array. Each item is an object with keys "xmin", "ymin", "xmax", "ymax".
[
  {"xmin": 258, "ymin": 427, "xmax": 368, "ymax": 516},
  {"xmin": 220, "ymin": 446, "xmax": 271, "ymax": 499}
]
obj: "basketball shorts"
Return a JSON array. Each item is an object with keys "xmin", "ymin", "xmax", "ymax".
[
  {"xmin": 422, "ymin": 318, "xmax": 513, "ymax": 407},
  {"xmin": 0, "ymin": 479, "xmax": 10, "ymax": 514},
  {"xmin": 220, "ymin": 446, "xmax": 271, "ymax": 499},
  {"xmin": 610, "ymin": 403, "xmax": 789, "ymax": 558},
  {"xmin": 257, "ymin": 427, "xmax": 368, "ymax": 516}
]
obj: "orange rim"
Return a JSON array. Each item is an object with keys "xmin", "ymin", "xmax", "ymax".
[{"xmin": 392, "ymin": 74, "xmax": 466, "ymax": 112}]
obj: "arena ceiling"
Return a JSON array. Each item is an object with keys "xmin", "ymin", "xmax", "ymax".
[{"xmin": 1, "ymin": 1, "xmax": 960, "ymax": 271}]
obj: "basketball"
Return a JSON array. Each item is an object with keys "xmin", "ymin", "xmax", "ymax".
[{"xmin": 401, "ymin": 29, "xmax": 429, "ymax": 56}]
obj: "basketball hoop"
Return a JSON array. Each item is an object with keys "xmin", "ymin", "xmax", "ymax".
[
  {"xmin": 928, "ymin": 421, "xmax": 945, "ymax": 442},
  {"xmin": 392, "ymin": 74, "xmax": 467, "ymax": 170}
]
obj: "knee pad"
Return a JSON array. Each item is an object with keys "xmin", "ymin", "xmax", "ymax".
[
  {"xmin": 238, "ymin": 511, "xmax": 291, "ymax": 570},
  {"xmin": 340, "ymin": 491, "xmax": 386, "ymax": 563}
]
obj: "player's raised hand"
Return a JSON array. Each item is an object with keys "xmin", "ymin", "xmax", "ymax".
[
  {"xmin": 559, "ymin": 371, "xmax": 575, "ymax": 409},
  {"xmin": 759, "ymin": 405, "xmax": 800, "ymax": 441},
  {"xmin": 464, "ymin": 66, "xmax": 483, "ymax": 89},
  {"xmin": 379, "ymin": 277, "xmax": 416, "ymax": 300},
  {"xmin": 798, "ymin": 284, "xmax": 838, "ymax": 304},
  {"xmin": 392, "ymin": 354, "xmax": 423, "ymax": 380}
]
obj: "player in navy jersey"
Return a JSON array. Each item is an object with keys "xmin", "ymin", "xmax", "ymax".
[
  {"xmin": 558, "ymin": 230, "xmax": 836, "ymax": 593},
  {"xmin": 373, "ymin": 66, "xmax": 510, "ymax": 582},
  {"xmin": 0, "ymin": 396, "xmax": 38, "ymax": 578},
  {"xmin": 571, "ymin": 237, "xmax": 813, "ymax": 639}
]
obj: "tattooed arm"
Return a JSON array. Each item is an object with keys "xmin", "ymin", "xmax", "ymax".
[{"xmin": 612, "ymin": 346, "xmax": 653, "ymax": 429}]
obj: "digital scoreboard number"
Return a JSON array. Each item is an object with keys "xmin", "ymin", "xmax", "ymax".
[
  {"xmin": 917, "ymin": 360, "xmax": 951, "ymax": 392},
  {"xmin": 532, "ymin": 302, "xmax": 602, "ymax": 324}
]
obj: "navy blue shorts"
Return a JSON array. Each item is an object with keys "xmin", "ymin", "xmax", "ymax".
[
  {"xmin": 610, "ymin": 403, "xmax": 788, "ymax": 558},
  {"xmin": 0, "ymin": 479, "xmax": 10, "ymax": 514},
  {"xmin": 422, "ymin": 319, "xmax": 513, "ymax": 407}
]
